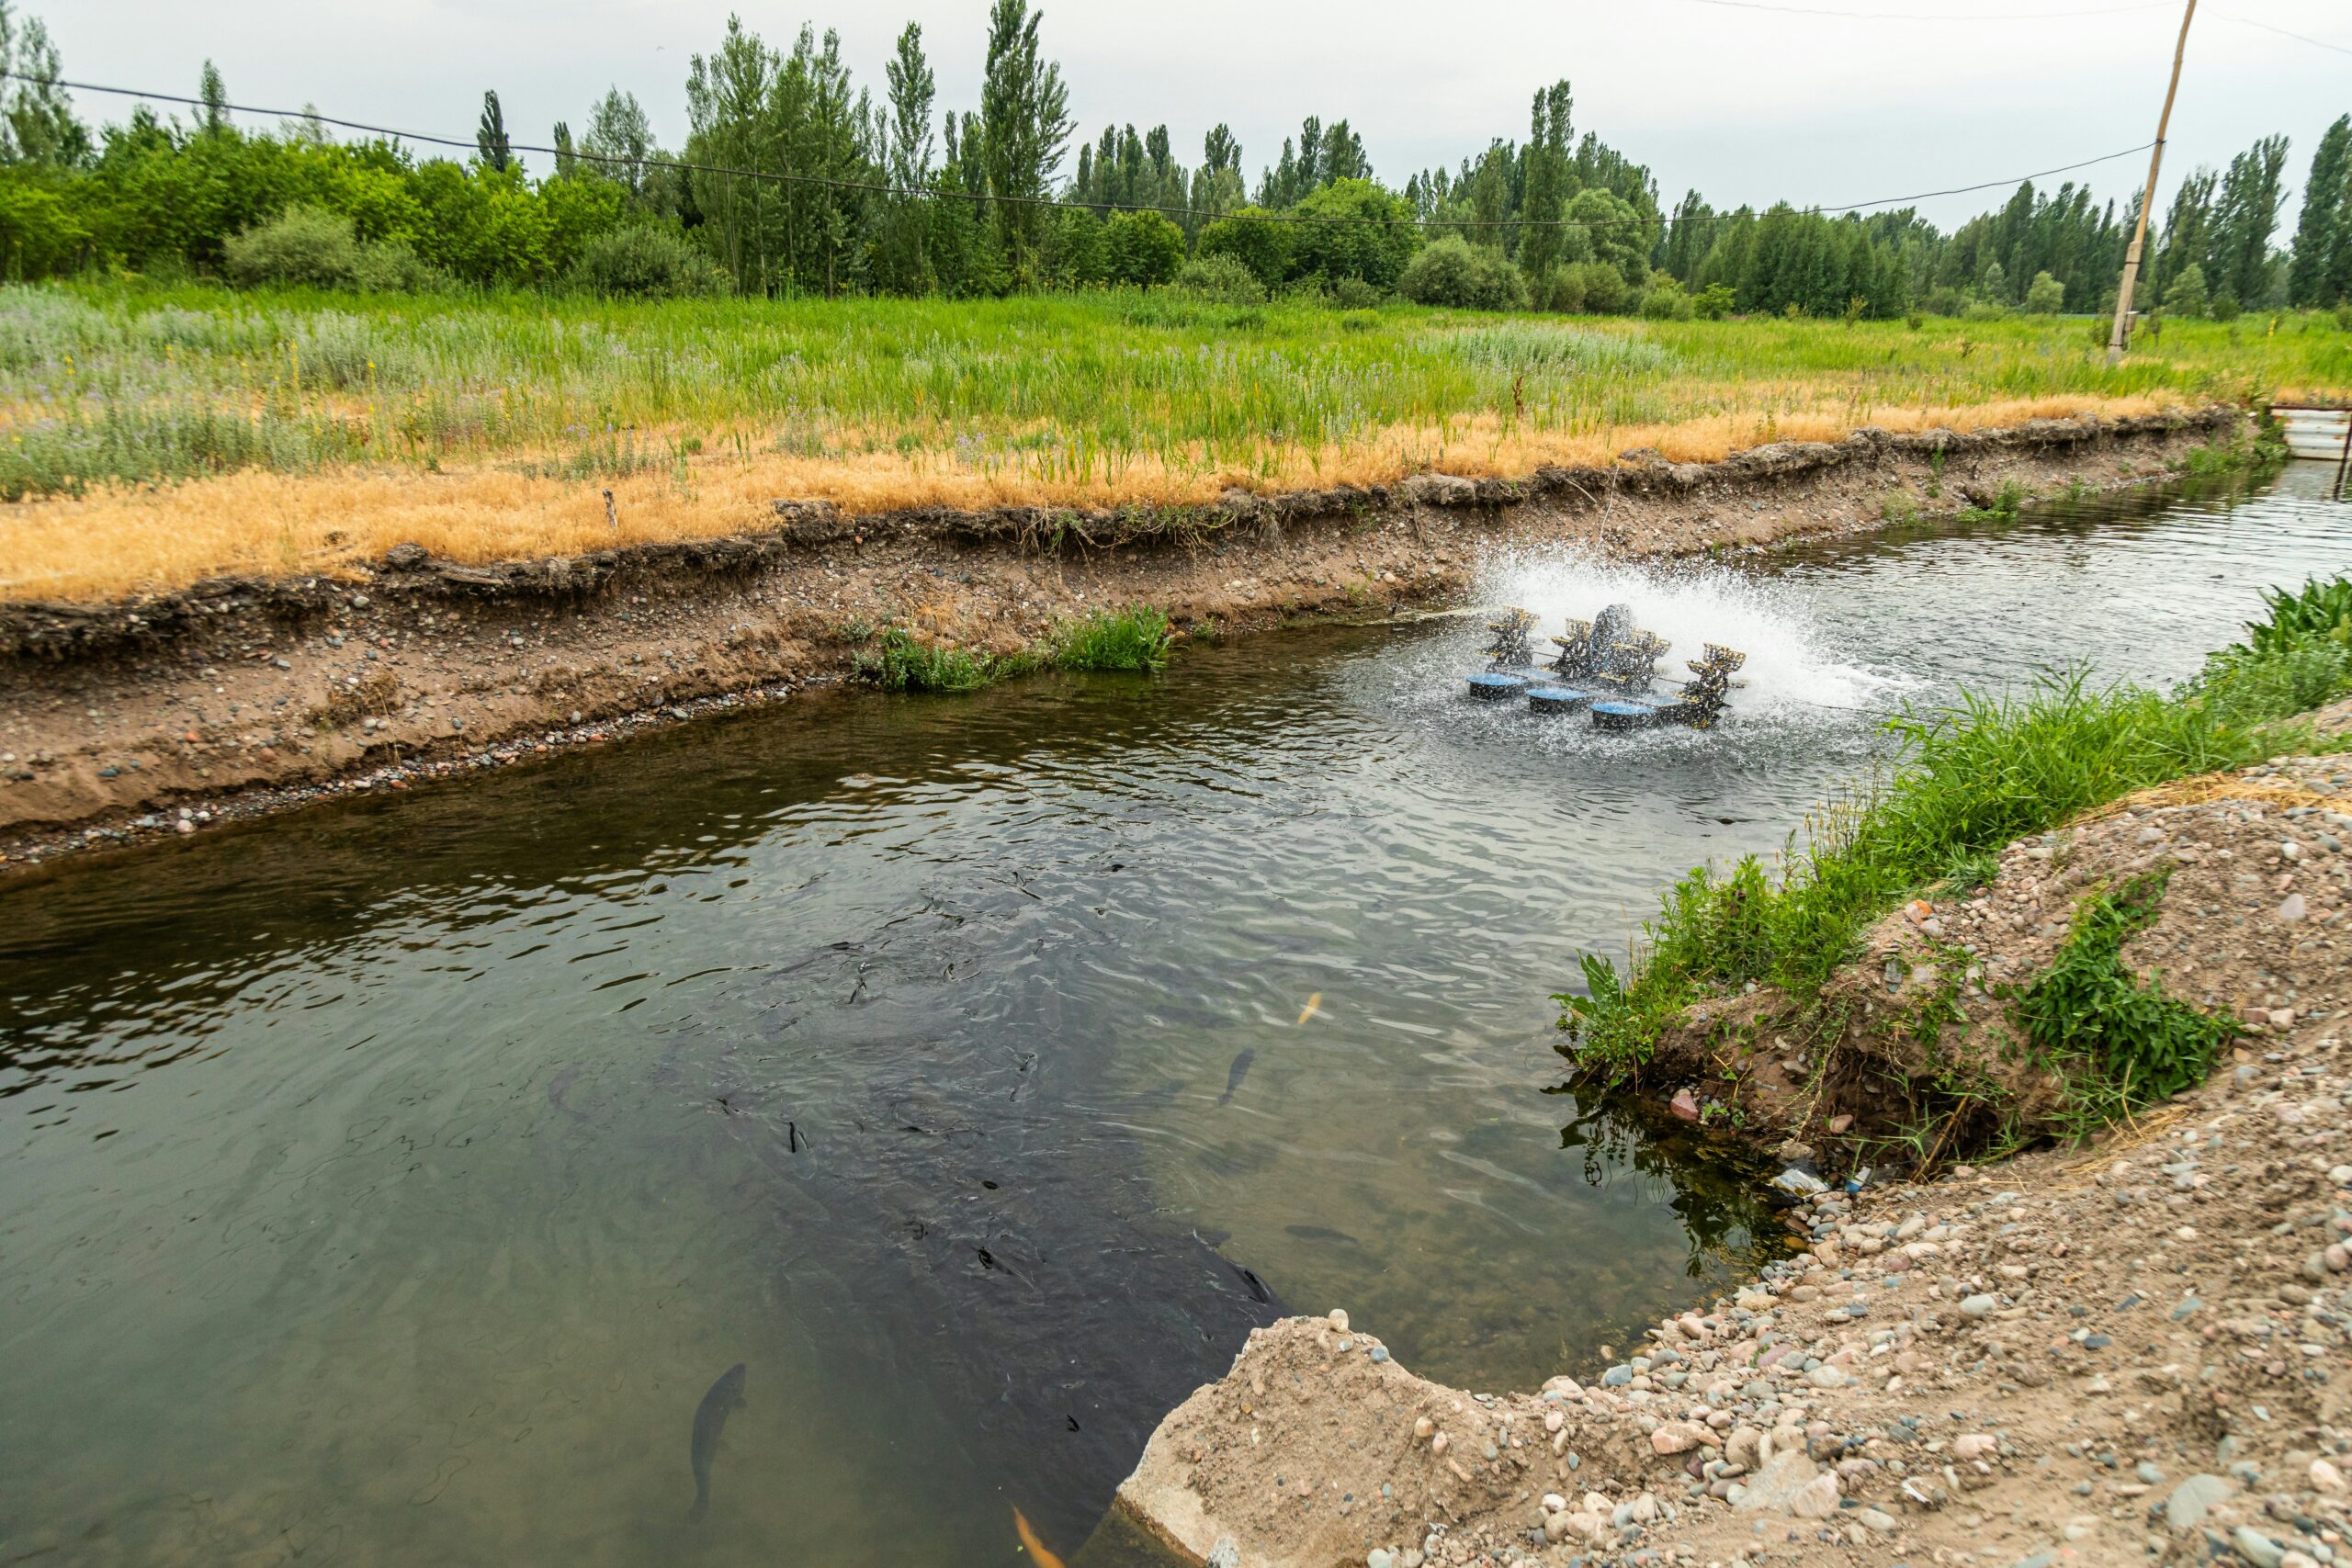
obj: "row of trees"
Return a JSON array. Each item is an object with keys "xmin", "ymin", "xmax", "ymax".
[{"xmin": 2, "ymin": 0, "xmax": 2348, "ymax": 319}]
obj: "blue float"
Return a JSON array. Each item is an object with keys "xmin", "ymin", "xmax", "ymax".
[
  {"xmin": 1467, "ymin": 671, "xmax": 1532, "ymax": 701},
  {"xmin": 1590, "ymin": 699, "xmax": 1659, "ymax": 732},
  {"xmin": 1526, "ymin": 685, "xmax": 1593, "ymax": 715}
]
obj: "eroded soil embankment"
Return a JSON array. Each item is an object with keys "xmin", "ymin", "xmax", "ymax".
[
  {"xmin": 1111, "ymin": 740, "xmax": 2352, "ymax": 1568},
  {"xmin": 0, "ymin": 409, "xmax": 2233, "ymax": 873}
]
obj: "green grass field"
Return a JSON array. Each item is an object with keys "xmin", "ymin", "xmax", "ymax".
[
  {"xmin": 3, "ymin": 280, "xmax": 2346, "ymax": 602},
  {"xmin": 9, "ymin": 281, "xmax": 2347, "ymax": 501}
]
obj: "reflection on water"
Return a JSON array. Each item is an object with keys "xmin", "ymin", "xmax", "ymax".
[{"xmin": 2, "ymin": 467, "xmax": 2345, "ymax": 1565}]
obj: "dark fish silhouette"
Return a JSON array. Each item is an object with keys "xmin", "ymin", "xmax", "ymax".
[
  {"xmin": 688, "ymin": 1362, "xmax": 747, "ymax": 1522},
  {"xmin": 1283, "ymin": 1224, "xmax": 1361, "ymax": 1246},
  {"xmin": 1216, "ymin": 1049, "xmax": 1256, "ymax": 1107},
  {"xmin": 547, "ymin": 1066, "xmax": 592, "ymax": 1121}
]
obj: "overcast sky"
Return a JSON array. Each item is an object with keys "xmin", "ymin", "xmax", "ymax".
[{"xmin": 43, "ymin": 0, "xmax": 2352, "ymax": 232}]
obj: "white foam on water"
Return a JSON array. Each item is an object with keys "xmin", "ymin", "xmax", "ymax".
[{"xmin": 1474, "ymin": 545, "xmax": 1904, "ymax": 716}]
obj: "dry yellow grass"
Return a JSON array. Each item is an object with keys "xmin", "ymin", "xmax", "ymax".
[
  {"xmin": 0, "ymin": 393, "xmax": 2189, "ymax": 604},
  {"xmin": 2078, "ymin": 773, "xmax": 2352, "ymax": 824}
]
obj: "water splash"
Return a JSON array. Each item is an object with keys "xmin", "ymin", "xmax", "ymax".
[{"xmin": 1474, "ymin": 545, "xmax": 1900, "ymax": 716}]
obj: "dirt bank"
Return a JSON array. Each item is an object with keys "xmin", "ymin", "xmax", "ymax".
[
  {"xmin": 1110, "ymin": 746, "xmax": 2352, "ymax": 1568},
  {"xmin": 0, "ymin": 408, "xmax": 2234, "ymax": 874}
]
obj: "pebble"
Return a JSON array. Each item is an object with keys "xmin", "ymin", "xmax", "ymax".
[
  {"xmin": 1960, "ymin": 1292, "xmax": 1998, "ymax": 1317},
  {"xmin": 2313, "ymin": 1458, "xmax": 2346, "ymax": 1492},
  {"xmin": 1328, "ymin": 1309, "xmax": 1349, "ymax": 1332},
  {"xmin": 2234, "ymin": 1526, "xmax": 2287, "ymax": 1568},
  {"xmin": 2164, "ymin": 1473, "xmax": 2233, "ymax": 1529}
]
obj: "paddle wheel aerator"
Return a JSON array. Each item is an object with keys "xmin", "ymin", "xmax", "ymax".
[{"xmin": 1464, "ymin": 603, "xmax": 1745, "ymax": 731}]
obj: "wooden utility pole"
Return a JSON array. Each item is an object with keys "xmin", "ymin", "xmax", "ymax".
[{"xmin": 2108, "ymin": 0, "xmax": 2198, "ymax": 365}]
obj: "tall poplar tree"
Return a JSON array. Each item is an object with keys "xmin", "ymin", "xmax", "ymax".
[
  {"xmin": 978, "ymin": 0, "xmax": 1071, "ymax": 280},
  {"xmin": 2288, "ymin": 117, "xmax": 2349, "ymax": 307},
  {"xmin": 477, "ymin": 91, "xmax": 512, "ymax": 173}
]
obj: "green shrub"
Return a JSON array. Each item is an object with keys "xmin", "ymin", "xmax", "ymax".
[
  {"xmin": 1639, "ymin": 281, "xmax": 1696, "ymax": 321},
  {"xmin": 1330, "ymin": 275, "xmax": 1383, "ymax": 310},
  {"xmin": 1693, "ymin": 283, "xmax": 1736, "ymax": 321},
  {"xmin": 1175, "ymin": 252, "xmax": 1266, "ymax": 305},
  {"xmin": 1568, "ymin": 259, "xmax": 1633, "ymax": 316},
  {"xmin": 1537, "ymin": 265, "xmax": 1585, "ymax": 314},
  {"xmin": 2023, "ymin": 270, "xmax": 2066, "ymax": 315},
  {"xmin": 1283, "ymin": 179, "xmax": 1418, "ymax": 293},
  {"xmin": 0, "ymin": 174, "xmax": 92, "ymax": 276},
  {"xmin": 1194, "ymin": 207, "xmax": 1292, "ymax": 286},
  {"xmin": 568, "ymin": 225, "xmax": 728, "ymax": 299},
  {"xmin": 2165, "ymin": 263, "xmax": 2209, "ymax": 319},
  {"xmin": 1053, "ymin": 604, "xmax": 1173, "ymax": 671},
  {"xmin": 1397, "ymin": 235, "xmax": 1526, "ymax": 311},
  {"xmin": 351, "ymin": 239, "xmax": 447, "ymax": 293},
  {"xmin": 1102, "ymin": 210, "xmax": 1186, "ymax": 288},
  {"xmin": 223, "ymin": 206, "xmax": 362, "ymax": 288}
]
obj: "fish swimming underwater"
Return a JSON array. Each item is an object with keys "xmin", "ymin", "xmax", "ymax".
[
  {"xmin": 1216, "ymin": 1048, "xmax": 1256, "ymax": 1107},
  {"xmin": 1013, "ymin": 1506, "xmax": 1067, "ymax": 1567},
  {"xmin": 688, "ymin": 1362, "xmax": 748, "ymax": 1522}
]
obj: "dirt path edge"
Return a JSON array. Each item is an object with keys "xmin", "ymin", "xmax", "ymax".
[{"xmin": 0, "ymin": 408, "xmax": 2238, "ymax": 876}]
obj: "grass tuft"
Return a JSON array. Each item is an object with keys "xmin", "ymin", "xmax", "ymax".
[
  {"xmin": 2007, "ymin": 868, "xmax": 2234, "ymax": 1129},
  {"xmin": 1051, "ymin": 605, "xmax": 1174, "ymax": 672},
  {"xmin": 854, "ymin": 627, "xmax": 1008, "ymax": 694}
]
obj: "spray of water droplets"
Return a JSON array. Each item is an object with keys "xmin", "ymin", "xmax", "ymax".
[{"xmin": 1372, "ymin": 544, "xmax": 1912, "ymax": 764}]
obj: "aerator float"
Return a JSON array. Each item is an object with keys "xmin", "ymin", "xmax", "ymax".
[{"xmin": 1465, "ymin": 604, "xmax": 1746, "ymax": 731}]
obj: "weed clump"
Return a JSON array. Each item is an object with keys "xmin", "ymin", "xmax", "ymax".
[
  {"xmin": 1052, "ymin": 605, "xmax": 1173, "ymax": 672},
  {"xmin": 855, "ymin": 604, "xmax": 1174, "ymax": 693},
  {"xmin": 2008, "ymin": 868, "xmax": 2233, "ymax": 1125},
  {"xmin": 855, "ymin": 627, "xmax": 1004, "ymax": 694}
]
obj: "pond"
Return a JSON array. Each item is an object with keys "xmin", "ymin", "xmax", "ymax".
[{"xmin": 2, "ymin": 465, "xmax": 2345, "ymax": 1566}]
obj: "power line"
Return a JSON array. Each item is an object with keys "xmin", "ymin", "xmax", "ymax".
[
  {"xmin": 3, "ymin": 69, "xmax": 2151, "ymax": 234},
  {"xmin": 2221, "ymin": 13, "xmax": 2352, "ymax": 54}
]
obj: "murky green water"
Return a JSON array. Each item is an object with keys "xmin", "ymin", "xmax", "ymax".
[{"xmin": 3, "ymin": 466, "xmax": 2345, "ymax": 1566}]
